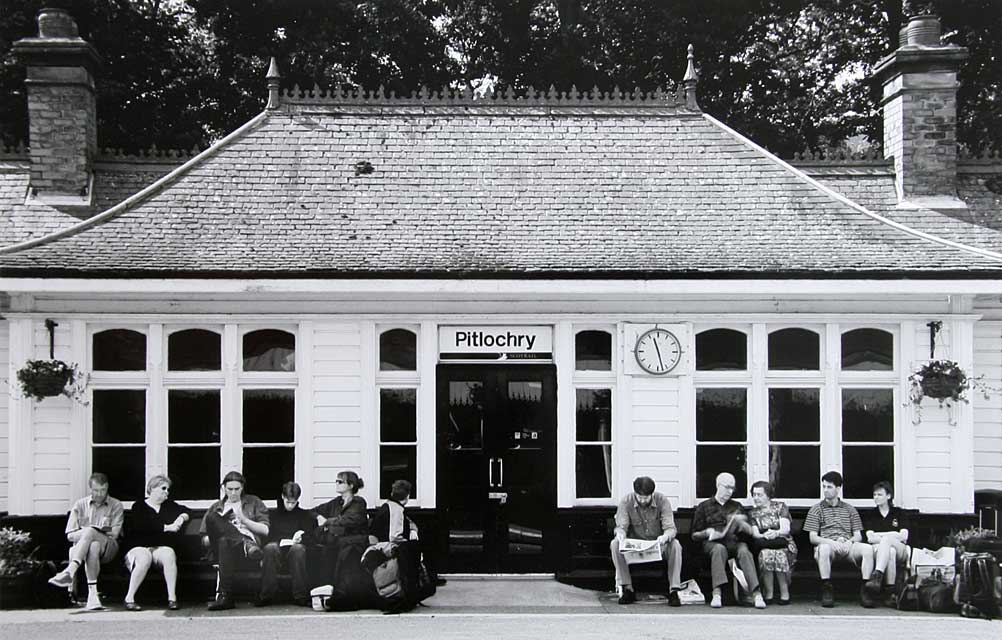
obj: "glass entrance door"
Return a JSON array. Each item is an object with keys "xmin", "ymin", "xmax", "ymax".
[{"xmin": 436, "ymin": 364, "xmax": 557, "ymax": 573}]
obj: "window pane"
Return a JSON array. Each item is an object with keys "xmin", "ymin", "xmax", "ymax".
[
  {"xmin": 448, "ymin": 381, "xmax": 483, "ymax": 449},
  {"xmin": 768, "ymin": 328, "xmax": 820, "ymax": 370},
  {"xmin": 575, "ymin": 330, "xmax": 612, "ymax": 371},
  {"xmin": 769, "ymin": 388, "xmax": 820, "ymax": 441},
  {"xmin": 842, "ymin": 329, "xmax": 893, "ymax": 371},
  {"xmin": 168, "ymin": 390, "xmax": 221, "ymax": 443},
  {"xmin": 243, "ymin": 329, "xmax": 295, "ymax": 372},
  {"xmin": 168, "ymin": 447, "xmax": 220, "ymax": 500},
  {"xmin": 769, "ymin": 445, "xmax": 820, "ymax": 498},
  {"xmin": 92, "ymin": 390, "xmax": 145, "ymax": 444},
  {"xmin": 380, "ymin": 329, "xmax": 416, "ymax": 371},
  {"xmin": 576, "ymin": 445, "xmax": 612, "ymax": 498},
  {"xmin": 380, "ymin": 445, "xmax": 417, "ymax": 500},
  {"xmin": 243, "ymin": 389, "xmax": 294, "ymax": 443},
  {"xmin": 243, "ymin": 447, "xmax": 295, "ymax": 500},
  {"xmin": 93, "ymin": 329, "xmax": 146, "ymax": 371},
  {"xmin": 696, "ymin": 329, "xmax": 747, "ymax": 371},
  {"xmin": 696, "ymin": 445, "xmax": 747, "ymax": 498},
  {"xmin": 696, "ymin": 388, "xmax": 746, "ymax": 442},
  {"xmin": 842, "ymin": 447, "xmax": 894, "ymax": 499},
  {"xmin": 380, "ymin": 388, "xmax": 417, "ymax": 442},
  {"xmin": 92, "ymin": 447, "xmax": 144, "ymax": 501},
  {"xmin": 168, "ymin": 329, "xmax": 221, "ymax": 371},
  {"xmin": 576, "ymin": 388, "xmax": 612, "ymax": 442},
  {"xmin": 507, "ymin": 381, "xmax": 545, "ymax": 447},
  {"xmin": 842, "ymin": 389, "xmax": 894, "ymax": 442}
]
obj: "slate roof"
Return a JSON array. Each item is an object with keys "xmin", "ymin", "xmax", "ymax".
[
  {"xmin": 0, "ymin": 156, "xmax": 182, "ymax": 247},
  {"xmin": 810, "ymin": 163, "xmax": 1002, "ymax": 255},
  {"xmin": 2, "ymin": 95, "xmax": 1002, "ymax": 278}
]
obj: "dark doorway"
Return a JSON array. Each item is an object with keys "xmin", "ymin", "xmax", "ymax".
[{"xmin": 436, "ymin": 364, "xmax": 557, "ymax": 573}]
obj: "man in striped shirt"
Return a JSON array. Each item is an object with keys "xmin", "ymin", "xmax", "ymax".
[{"xmin": 804, "ymin": 471, "xmax": 875, "ymax": 608}]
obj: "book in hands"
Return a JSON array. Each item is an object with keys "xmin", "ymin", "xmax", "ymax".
[{"xmin": 280, "ymin": 530, "xmax": 305, "ymax": 547}]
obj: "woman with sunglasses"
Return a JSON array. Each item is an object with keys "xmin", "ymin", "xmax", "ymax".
[{"xmin": 313, "ymin": 471, "xmax": 375, "ymax": 609}]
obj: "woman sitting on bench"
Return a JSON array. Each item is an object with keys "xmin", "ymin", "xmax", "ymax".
[{"xmin": 122, "ymin": 474, "xmax": 190, "ymax": 611}]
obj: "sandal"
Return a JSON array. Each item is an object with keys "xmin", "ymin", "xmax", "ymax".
[
  {"xmin": 167, "ymin": 600, "xmax": 180, "ymax": 611},
  {"xmin": 124, "ymin": 601, "xmax": 142, "ymax": 611}
]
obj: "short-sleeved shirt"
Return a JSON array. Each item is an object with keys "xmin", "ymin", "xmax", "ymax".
[
  {"xmin": 66, "ymin": 495, "xmax": 124, "ymax": 541},
  {"xmin": 803, "ymin": 498, "xmax": 863, "ymax": 542},
  {"xmin": 613, "ymin": 492, "xmax": 677, "ymax": 541},
  {"xmin": 691, "ymin": 497, "xmax": 745, "ymax": 534},
  {"xmin": 863, "ymin": 506, "xmax": 909, "ymax": 534}
]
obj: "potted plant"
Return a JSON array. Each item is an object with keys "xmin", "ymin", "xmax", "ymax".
[
  {"xmin": 909, "ymin": 359, "xmax": 970, "ymax": 407},
  {"xmin": 15, "ymin": 359, "xmax": 87, "ymax": 403},
  {"xmin": 948, "ymin": 526, "xmax": 999, "ymax": 556},
  {"xmin": 0, "ymin": 527, "xmax": 42, "ymax": 609}
]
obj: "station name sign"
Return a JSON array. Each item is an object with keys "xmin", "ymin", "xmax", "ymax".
[{"xmin": 439, "ymin": 326, "xmax": 552, "ymax": 361}]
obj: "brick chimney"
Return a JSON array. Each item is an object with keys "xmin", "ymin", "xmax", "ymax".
[
  {"xmin": 12, "ymin": 8, "xmax": 101, "ymax": 204},
  {"xmin": 874, "ymin": 13, "xmax": 968, "ymax": 212}
]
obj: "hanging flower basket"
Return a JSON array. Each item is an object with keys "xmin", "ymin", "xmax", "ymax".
[
  {"xmin": 15, "ymin": 359, "xmax": 85, "ymax": 402},
  {"xmin": 909, "ymin": 359, "xmax": 969, "ymax": 407}
]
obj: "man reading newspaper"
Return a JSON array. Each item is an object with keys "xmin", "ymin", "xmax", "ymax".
[{"xmin": 610, "ymin": 476, "xmax": 684, "ymax": 606}]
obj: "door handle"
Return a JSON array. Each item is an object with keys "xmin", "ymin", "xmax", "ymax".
[
  {"xmin": 499, "ymin": 458, "xmax": 504, "ymax": 486},
  {"xmin": 488, "ymin": 457, "xmax": 494, "ymax": 487}
]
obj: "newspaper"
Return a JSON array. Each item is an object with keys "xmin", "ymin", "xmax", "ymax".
[{"xmin": 621, "ymin": 538, "xmax": 662, "ymax": 564}]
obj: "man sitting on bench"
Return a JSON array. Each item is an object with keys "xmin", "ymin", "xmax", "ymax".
[
  {"xmin": 804, "ymin": 470, "xmax": 875, "ymax": 608},
  {"xmin": 691, "ymin": 472, "xmax": 766, "ymax": 609},
  {"xmin": 47, "ymin": 472, "xmax": 124, "ymax": 610},
  {"xmin": 610, "ymin": 476, "xmax": 683, "ymax": 606}
]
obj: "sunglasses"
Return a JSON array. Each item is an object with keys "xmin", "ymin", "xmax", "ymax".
[{"xmin": 334, "ymin": 479, "xmax": 346, "ymax": 484}]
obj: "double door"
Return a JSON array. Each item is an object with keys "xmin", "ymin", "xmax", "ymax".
[{"xmin": 436, "ymin": 364, "xmax": 557, "ymax": 573}]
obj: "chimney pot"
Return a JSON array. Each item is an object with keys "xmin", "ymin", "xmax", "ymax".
[{"xmin": 37, "ymin": 8, "xmax": 79, "ymax": 38}]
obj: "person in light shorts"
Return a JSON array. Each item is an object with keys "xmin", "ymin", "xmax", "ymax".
[
  {"xmin": 122, "ymin": 475, "xmax": 190, "ymax": 611},
  {"xmin": 804, "ymin": 471, "xmax": 875, "ymax": 608},
  {"xmin": 862, "ymin": 480, "xmax": 910, "ymax": 599}
]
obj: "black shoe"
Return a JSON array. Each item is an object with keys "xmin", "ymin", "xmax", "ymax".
[
  {"xmin": 207, "ymin": 595, "xmax": 235, "ymax": 611},
  {"xmin": 253, "ymin": 596, "xmax": 272, "ymax": 608},
  {"xmin": 167, "ymin": 600, "xmax": 180, "ymax": 611},
  {"xmin": 821, "ymin": 582, "xmax": 834, "ymax": 608},
  {"xmin": 667, "ymin": 590, "xmax": 682, "ymax": 607},
  {"xmin": 618, "ymin": 588, "xmax": 636, "ymax": 605},
  {"xmin": 865, "ymin": 570, "xmax": 883, "ymax": 596},
  {"xmin": 777, "ymin": 597, "xmax": 791, "ymax": 606},
  {"xmin": 860, "ymin": 584, "xmax": 876, "ymax": 608}
]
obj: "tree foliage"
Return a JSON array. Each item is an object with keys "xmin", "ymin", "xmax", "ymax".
[{"xmin": 1, "ymin": 1, "xmax": 999, "ymax": 156}]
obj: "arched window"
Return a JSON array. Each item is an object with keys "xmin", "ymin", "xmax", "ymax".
[
  {"xmin": 380, "ymin": 329, "xmax": 417, "ymax": 371},
  {"xmin": 768, "ymin": 328, "xmax": 820, "ymax": 370},
  {"xmin": 168, "ymin": 329, "xmax": 221, "ymax": 371},
  {"xmin": 841, "ymin": 329, "xmax": 893, "ymax": 371},
  {"xmin": 696, "ymin": 329, "xmax": 747, "ymax": 371},
  {"xmin": 575, "ymin": 330, "xmax": 612, "ymax": 371},
  {"xmin": 93, "ymin": 329, "xmax": 146, "ymax": 371},
  {"xmin": 243, "ymin": 329, "xmax": 296, "ymax": 372}
]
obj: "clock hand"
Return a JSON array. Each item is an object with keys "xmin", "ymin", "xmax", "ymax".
[{"xmin": 652, "ymin": 337, "xmax": 665, "ymax": 369}]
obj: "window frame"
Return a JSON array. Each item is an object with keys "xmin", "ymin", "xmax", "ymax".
[
  {"xmin": 691, "ymin": 322, "xmax": 901, "ymax": 508},
  {"xmin": 375, "ymin": 325, "xmax": 422, "ymax": 504},
  {"xmin": 571, "ymin": 323, "xmax": 617, "ymax": 505},
  {"xmin": 694, "ymin": 383, "xmax": 750, "ymax": 500}
]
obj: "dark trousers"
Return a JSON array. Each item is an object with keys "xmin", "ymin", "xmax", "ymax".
[
  {"xmin": 260, "ymin": 542, "xmax": 310, "ymax": 600},
  {"xmin": 204, "ymin": 510, "xmax": 251, "ymax": 596},
  {"xmin": 702, "ymin": 539, "xmax": 760, "ymax": 592}
]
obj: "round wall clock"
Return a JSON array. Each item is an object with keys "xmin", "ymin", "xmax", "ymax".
[{"xmin": 634, "ymin": 328, "xmax": 682, "ymax": 375}]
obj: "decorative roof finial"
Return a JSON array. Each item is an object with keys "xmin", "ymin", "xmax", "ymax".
[
  {"xmin": 682, "ymin": 44, "xmax": 699, "ymax": 110},
  {"xmin": 266, "ymin": 57, "xmax": 281, "ymax": 109}
]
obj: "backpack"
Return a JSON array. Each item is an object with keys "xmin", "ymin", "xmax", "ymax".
[{"xmin": 954, "ymin": 552, "xmax": 1002, "ymax": 619}]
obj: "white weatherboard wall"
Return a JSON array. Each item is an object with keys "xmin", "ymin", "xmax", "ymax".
[
  {"xmin": 31, "ymin": 319, "xmax": 76, "ymax": 514},
  {"xmin": 310, "ymin": 322, "xmax": 366, "ymax": 503},
  {"xmin": 0, "ymin": 319, "xmax": 9, "ymax": 512},
  {"xmin": 628, "ymin": 376, "xmax": 683, "ymax": 507},
  {"xmin": 974, "ymin": 321, "xmax": 1002, "ymax": 490}
]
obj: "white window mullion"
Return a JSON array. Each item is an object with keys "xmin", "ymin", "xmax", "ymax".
[
  {"xmin": 748, "ymin": 323, "xmax": 768, "ymax": 484},
  {"xmin": 148, "ymin": 323, "xmax": 165, "ymax": 477},
  {"xmin": 824, "ymin": 323, "xmax": 841, "ymax": 476},
  {"xmin": 222, "ymin": 324, "xmax": 240, "ymax": 476}
]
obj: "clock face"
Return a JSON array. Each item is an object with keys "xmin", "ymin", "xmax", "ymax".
[{"xmin": 634, "ymin": 328, "xmax": 682, "ymax": 375}]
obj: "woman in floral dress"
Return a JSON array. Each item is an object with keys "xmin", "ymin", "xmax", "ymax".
[{"xmin": 747, "ymin": 480, "xmax": 797, "ymax": 604}]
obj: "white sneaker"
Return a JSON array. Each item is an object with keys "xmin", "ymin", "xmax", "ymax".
[
  {"xmin": 754, "ymin": 593, "xmax": 767, "ymax": 609},
  {"xmin": 48, "ymin": 570, "xmax": 73, "ymax": 589},
  {"xmin": 84, "ymin": 595, "xmax": 105, "ymax": 611},
  {"xmin": 710, "ymin": 593, "xmax": 722, "ymax": 608}
]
